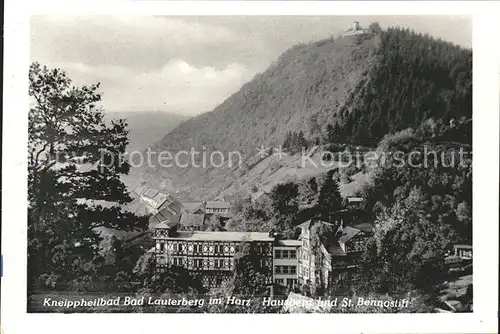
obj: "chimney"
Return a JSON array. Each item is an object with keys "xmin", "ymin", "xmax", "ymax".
[{"xmin": 268, "ymin": 230, "xmax": 283, "ymax": 241}]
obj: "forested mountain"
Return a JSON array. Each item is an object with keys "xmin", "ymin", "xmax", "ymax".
[
  {"xmin": 144, "ymin": 25, "xmax": 472, "ymax": 200},
  {"xmin": 334, "ymin": 28, "xmax": 471, "ymax": 145},
  {"xmin": 153, "ymin": 26, "xmax": 470, "ymax": 153}
]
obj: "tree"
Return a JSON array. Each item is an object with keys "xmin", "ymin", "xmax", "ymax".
[
  {"xmin": 297, "ymin": 131, "xmax": 308, "ymax": 151},
  {"xmin": 298, "ymin": 177, "xmax": 319, "ymax": 207},
  {"xmin": 206, "ymin": 242, "xmax": 278, "ymax": 313},
  {"xmin": 28, "ymin": 63, "xmax": 148, "ymax": 291},
  {"xmin": 269, "ymin": 182, "xmax": 300, "ymax": 236},
  {"xmin": 205, "ymin": 214, "xmax": 224, "ymax": 231},
  {"xmin": 368, "ymin": 22, "xmax": 383, "ymax": 34},
  {"xmin": 371, "ymin": 188, "xmax": 454, "ymax": 292},
  {"xmin": 317, "ymin": 170, "xmax": 343, "ymax": 223},
  {"xmin": 135, "ymin": 252, "xmax": 205, "ymax": 295}
]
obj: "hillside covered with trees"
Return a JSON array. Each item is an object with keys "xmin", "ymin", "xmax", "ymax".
[{"xmin": 145, "ymin": 24, "xmax": 472, "ymax": 200}]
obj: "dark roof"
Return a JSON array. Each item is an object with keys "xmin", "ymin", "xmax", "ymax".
[
  {"xmin": 152, "ymin": 230, "xmax": 274, "ymax": 242},
  {"xmin": 134, "ymin": 185, "xmax": 177, "ymax": 210},
  {"xmin": 453, "ymin": 244, "xmax": 472, "ymax": 249},
  {"xmin": 327, "ymin": 244, "xmax": 347, "ymax": 256},
  {"xmin": 338, "ymin": 226, "xmax": 362, "ymax": 244},
  {"xmin": 179, "ymin": 213, "xmax": 205, "ymax": 227},
  {"xmin": 148, "ymin": 206, "xmax": 182, "ymax": 227},
  {"xmin": 353, "ymin": 222, "xmax": 374, "ymax": 234}
]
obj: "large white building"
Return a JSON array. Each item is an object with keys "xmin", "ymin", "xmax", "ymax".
[{"xmin": 273, "ymin": 239, "xmax": 301, "ymax": 289}]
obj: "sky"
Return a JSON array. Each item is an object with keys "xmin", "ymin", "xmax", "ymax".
[{"xmin": 30, "ymin": 16, "xmax": 472, "ymax": 116}]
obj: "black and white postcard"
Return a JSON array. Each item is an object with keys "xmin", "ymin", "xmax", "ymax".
[{"xmin": 2, "ymin": 1, "xmax": 499, "ymax": 334}]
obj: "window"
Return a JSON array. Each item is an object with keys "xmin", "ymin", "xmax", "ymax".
[
  {"xmin": 274, "ymin": 250, "xmax": 281, "ymax": 259},
  {"xmin": 275, "ymin": 278, "xmax": 284, "ymax": 285},
  {"xmin": 290, "ymin": 250, "xmax": 297, "ymax": 259},
  {"xmin": 282, "ymin": 266, "xmax": 289, "ymax": 274},
  {"xmin": 282, "ymin": 250, "xmax": 289, "ymax": 259},
  {"xmin": 173, "ymin": 244, "xmax": 178, "ymax": 252},
  {"xmin": 214, "ymin": 259, "xmax": 220, "ymax": 268},
  {"xmin": 159, "ymin": 242, "xmax": 165, "ymax": 252},
  {"xmin": 274, "ymin": 266, "xmax": 281, "ymax": 274},
  {"xmin": 290, "ymin": 266, "xmax": 297, "ymax": 275}
]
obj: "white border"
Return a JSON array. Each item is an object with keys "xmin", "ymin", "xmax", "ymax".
[{"xmin": 2, "ymin": 1, "xmax": 499, "ymax": 334}]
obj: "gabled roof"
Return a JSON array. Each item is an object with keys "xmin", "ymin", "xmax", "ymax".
[
  {"xmin": 148, "ymin": 206, "xmax": 181, "ymax": 227},
  {"xmin": 338, "ymin": 226, "xmax": 363, "ymax": 244},
  {"xmin": 179, "ymin": 213, "xmax": 205, "ymax": 227},
  {"xmin": 327, "ymin": 244, "xmax": 347, "ymax": 256},
  {"xmin": 153, "ymin": 220, "xmax": 178, "ymax": 229},
  {"xmin": 134, "ymin": 185, "xmax": 178, "ymax": 211},
  {"xmin": 353, "ymin": 222, "xmax": 373, "ymax": 234},
  {"xmin": 181, "ymin": 202, "xmax": 204, "ymax": 213}
]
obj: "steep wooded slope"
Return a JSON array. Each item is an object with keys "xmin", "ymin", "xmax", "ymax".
[
  {"xmin": 144, "ymin": 27, "xmax": 471, "ymax": 200},
  {"xmin": 152, "ymin": 33, "xmax": 381, "ymax": 156}
]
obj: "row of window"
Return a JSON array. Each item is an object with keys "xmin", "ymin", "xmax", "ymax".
[
  {"xmin": 193, "ymin": 258, "xmax": 227, "ymax": 268},
  {"xmin": 159, "ymin": 257, "xmax": 233, "ymax": 269},
  {"xmin": 274, "ymin": 265, "xmax": 297, "ymax": 275},
  {"xmin": 156, "ymin": 242, "xmax": 238, "ymax": 254},
  {"xmin": 206, "ymin": 208, "xmax": 229, "ymax": 213},
  {"xmin": 274, "ymin": 249, "xmax": 297, "ymax": 259},
  {"xmin": 275, "ymin": 278, "xmax": 298, "ymax": 287}
]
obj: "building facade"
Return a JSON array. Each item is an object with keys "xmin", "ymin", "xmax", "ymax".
[
  {"xmin": 153, "ymin": 224, "xmax": 274, "ymax": 288},
  {"xmin": 273, "ymin": 240, "xmax": 301, "ymax": 289},
  {"xmin": 151, "ymin": 213, "xmax": 372, "ymax": 292},
  {"xmin": 297, "ymin": 219, "xmax": 372, "ymax": 291},
  {"xmin": 205, "ymin": 201, "xmax": 231, "ymax": 215},
  {"xmin": 453, "ymin": 244, "xmax": 472, "ymax": 259}
]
